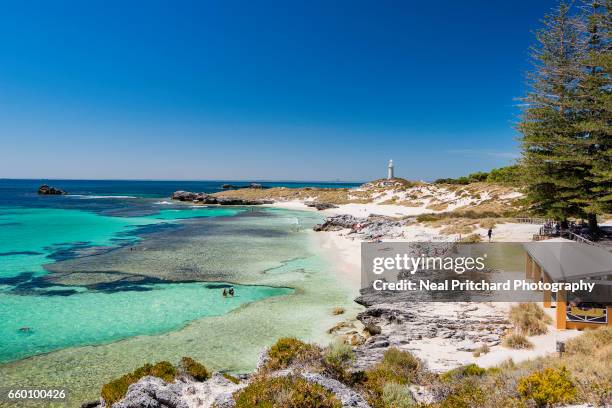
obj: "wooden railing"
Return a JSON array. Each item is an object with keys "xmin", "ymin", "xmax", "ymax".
[{"xmin": 516, "ymin": 217, "xmax": 546, "ymax": 224}]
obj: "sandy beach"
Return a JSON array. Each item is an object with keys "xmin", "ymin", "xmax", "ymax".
[{"xmin": 270, "ymin": 199, "xmax": 584, "ymax": 372}]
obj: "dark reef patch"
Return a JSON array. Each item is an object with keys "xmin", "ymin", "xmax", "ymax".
[{"xmin": 0, "ymin": 250, "xmax": 43, "ymax": 256}]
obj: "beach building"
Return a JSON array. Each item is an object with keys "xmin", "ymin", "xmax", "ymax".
[{"xmin": 523, "ymin": 240, "xmax": 612, "ymax": 330}]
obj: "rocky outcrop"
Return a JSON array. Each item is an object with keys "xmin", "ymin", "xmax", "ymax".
[
  {"xmin": 38, "ymin": 184, "xmax": 66, "ymax": 195},
  {"xmin": 249, "ymin": 183, "xmax": 263, "ymax": 189},
  {"xmin": 103, "ymin": 372, "xmax": 244, "ymax": 408},
  {"xmin": 221, "ymin": 184, "xmax": 236, "ymax": 189},
  {"xmin": 305, "ymin": 202, "xmax": 339, "ymax": 211},
  {"xmin": 300, "ymin": 373, "xmax": 370, "ymax": 408},
  {"xmin": 110, "ymin": 376, "xmax": 187, "ymax": 408},
  {"xmin": 348, "ymin": 301, "xmax": 510, "ymax": 371},
  {"xmin": 313, "ymin": 214, "xmax": 410, "ymax": 239},
  {"xmin": 171, "ymin": 191, "xmax": 273, "ymax": 206},
  {"xmin": 216, "ymin": 197, "xmax": 274, "ymax": 206}
]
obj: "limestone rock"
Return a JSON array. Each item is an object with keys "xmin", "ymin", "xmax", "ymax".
[{"xmin": 301, "ymin": 373, "xmax": 370, "ymax": 408}]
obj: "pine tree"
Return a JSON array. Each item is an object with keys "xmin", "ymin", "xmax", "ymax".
[
  {"xmin": 575, "ymin": 0, "xmax": 612, "ymax": 230},
  {"xmin": 519, "ymin": 3, "xmax": 588, "ymax": 224}
]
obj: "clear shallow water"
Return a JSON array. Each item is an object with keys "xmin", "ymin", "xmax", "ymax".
[
  {"xmin": 0, "ymin": 282, "xmax": 291, "ymax": 362},
  {"xmin": 0, "ymin": 180, "xmax": 359, "ymax": 406},
  {"xmin": 0, "ymin": 206, "xmax": 239, "ymax": 278}
]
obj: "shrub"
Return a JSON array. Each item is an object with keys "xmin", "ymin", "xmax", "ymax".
[
  {"xmin": 460, "ymin": 233, "xmax": 482, "ymax": 242},
  {"xmin": 362, "ymin": 348, "xmax": 422, "ymax": 408},
  {"xmin": 502, "ymin": 332, "xmax": 534, "ymax": 349},
  {"xmin": 439, "ymin": 379, "xmax": 486, "ymax": 408},
  {"xmin": 222, "ymin": 372, "xmax": 240, "ymax": 384},
  {"xmin": 264, "ymin": 337, "xmax": 321, "ymax": 371},
  {"xmin": 323, "ymin": 341, "xmax": 355, "ymax": 383},
  {"xmin": 179, "ymin": 357, "xmax": 209, "ymax": 381},
  {"xmin": 473, "ymin": 343, "xmax": 490, "ymax": 357},
  {"xmin": 517, "ymin": 366, "xmax": 576, "ymax": 407},
  {"xmin": 441, "ymin": 364, "xmax": 487, "ymax": 382},
  {"xmin": 234, "ymin": 375, "xmax": 342, "ymax": 408},
  {"xmin": 381, "ymin": 382, "xmax": 415, "ymax": 408},
  {"xmin": 509, "ymin": 303, "xmax": 552, "ymax": 336},
  {"xmin": 101, "ymin": 361, "xmax": 177, "ymax": 406}
]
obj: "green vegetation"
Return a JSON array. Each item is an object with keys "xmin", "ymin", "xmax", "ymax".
[
  {"xmin": 508, "ymin": 303, "xmax": 552, "ymax": 336},
  {"xmin": 361, "ymin": 348, "xmax": 422, "ymax": 408},
  {"xmin": 234, "ymin": 375, "xmax": 342, "ymax": 408},
  {"xmin": 518, "ymin": 2, "xmax": 611, "ymax": 229},
  {"xmin": 179, "ymin": 356, "xmax": 210, "ymax": 381},
  {"xmin": 100, "ymin": 361, "xmax": 177, "ymax": 406},
  {"xmin": 263, "ymin": 337, "xmax": 322, "ymax": 371},
  {"xmin": 433, "ymin": 165, "xmax": 523, "ymax": 186},
  {"xmin": 438, "ymin": 379, "xmax": 487, "ymax": 408},
  {"xmin": 222, "ymin": 372, "xmax": 241, "ymax": 384},
  {"xmin": 323, "ymin": 341, "xmax": 355, "ymax": 383},
  {"xmin": 99, "ymin": 327, "xmax": 610, "ymax": 407},
  {"xmin": 517, "ymin": 367, "xmax": 576, "ymax": 407},
  {"xmin": 440, "ymin": 364, "xmax": 487, "ymax": 382},
  {"xmin": 381, "ymin": 382, "xmax": 415, "ymax": 408}
]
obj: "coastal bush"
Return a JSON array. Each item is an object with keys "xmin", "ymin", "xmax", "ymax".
[
  {"xmin": 234, "ymin": 375, "xmax": 342, "ymax": 408},
  {"xmin": 100, "ymin": 361, "xmax": 177, "ymax": 406},
  {"xmin": 472, "ymin": 343, "xmax": 490, "ymax": 357},
  {"xmin": 502, "ymin": 332, "xmax": 534, "ymax": 349},
  {"xmin": 381, "ymin": 382, "xmax": 415, "ymax": 408},
  {"xmin": 222, "ymin": 372, "xmax": 241, "ymax": 384},
  {"xmin": 459, "ymin": 233, "xmax": 482, "ymax": 242},
  {"xmin": 323, "ymin": 341, "xmax": 355, "ymax": 383},
  {"xmin": 438, "ymin": 379, "xmax": 486, "ymax": 408},
  {"xmin": 440, "ymin": 364, "xmax": 486, "ymax": 382},
  {"xmin": 517, "ymin": 366, "xmax": 576, "ymax": 407},
  {"xmin": 264, "ymin": 337, "xmax": 321, "ymax": 371},
  {"xmin": 433, "ymin": 166, "xmax": 522, "ymax": 186},
  {"xmin": 179, "ymin": 356, "xmax": 210, "ymax": 381},
  {"xmin": 509, "ymin": 303, "xmax": 551, "ymax": 335},
  {"xmin": 552, "ymin": 326, "xmax": 612, "ymax": 404},
  {"xmin": 362, "ymin": 348, "xmax": 422, "ymax": 407}
]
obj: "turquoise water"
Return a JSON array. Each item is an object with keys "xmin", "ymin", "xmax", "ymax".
[
  {"xmin": 0, "ymin": 206, "xmax": 241, "ymax": 278},
  {"xmin": 0, "ymin": 282, "xmax": 291, "ymax": 362},
  {"xmin": 0, "ymin": 205, "xmax": 290, "ymax": 363},
  {"xmin": 0, "ymin": 181, "xmax": 360, "ymax": 406}
]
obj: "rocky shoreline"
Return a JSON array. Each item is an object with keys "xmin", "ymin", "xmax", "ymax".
[
  {"xmin": 313, "ymin": 214, "xmax": 412, "ymax": 240},
  {"xmin": 171, "ymin": 190, "xmax": 273, "ymax": 205}
]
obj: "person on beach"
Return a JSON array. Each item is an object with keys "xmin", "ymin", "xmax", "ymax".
[{"xmin": 487, "ymin": 228, "xmax": 492, "ymax": 242}]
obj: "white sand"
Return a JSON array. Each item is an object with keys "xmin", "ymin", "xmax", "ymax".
[{"xmin": 269, "ymin": 200, "xmax": 586, "ymax": 371}]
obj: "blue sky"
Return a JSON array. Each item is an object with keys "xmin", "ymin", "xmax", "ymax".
[{"xmin": 0, "ymin": 0, "xmax": 557, "ymax": 181}]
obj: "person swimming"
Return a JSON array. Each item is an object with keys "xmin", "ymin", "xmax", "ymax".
[
  {"xmin": 222, "ymin": 288, "xmax": 227, "ymax": 297},
  {"xmin": 228, "ymin": 287, "xmax": 235, "ymax": 296}
]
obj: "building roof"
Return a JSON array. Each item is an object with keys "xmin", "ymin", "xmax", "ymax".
[{"xmin": 523, "ymin": 240, "xmax": 612, "ymax": 281}]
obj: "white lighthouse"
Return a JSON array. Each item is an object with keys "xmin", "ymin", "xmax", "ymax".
[{"xmin": 387, "ymin": 159, "xmax": 394, "ymax": 180}]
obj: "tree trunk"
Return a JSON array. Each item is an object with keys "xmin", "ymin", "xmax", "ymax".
[{"xmin": 587, "ymin": 213, "xmax": 599, "ymax": 234}]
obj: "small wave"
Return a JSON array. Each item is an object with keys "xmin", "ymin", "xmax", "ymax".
[{"xmin": 154, "ymin": 201, "xmax": 173, "ymax": 205}]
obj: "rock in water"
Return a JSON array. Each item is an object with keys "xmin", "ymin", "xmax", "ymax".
[{"xmin": 37, "ymin": 184, "xmax": 66, "ymax": 195}]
